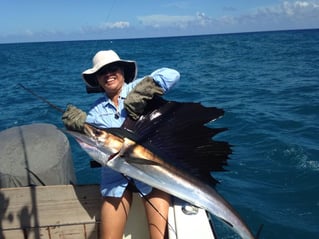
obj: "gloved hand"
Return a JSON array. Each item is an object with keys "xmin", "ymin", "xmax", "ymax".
[
  {"xmin": 62, "ymin": 104, "xmax": 87, "ymax": 132},
  {"xmin": 124, "ymin": 76, "xmax": 164, "ymax": 120}
]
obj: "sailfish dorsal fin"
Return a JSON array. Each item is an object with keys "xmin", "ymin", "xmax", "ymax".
[{"xmin": 112, "ymin": 96, "xmax": 232, "ymax": 186}]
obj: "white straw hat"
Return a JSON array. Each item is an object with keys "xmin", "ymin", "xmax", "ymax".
[{"xmin": 82, "ymin": 50, "xmax": 137, "ymax": 88}]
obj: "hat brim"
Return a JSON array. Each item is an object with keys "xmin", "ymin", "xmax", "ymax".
[{"xmin": 82, "ymin": 60, "xmax": 137, "ymax": 91}]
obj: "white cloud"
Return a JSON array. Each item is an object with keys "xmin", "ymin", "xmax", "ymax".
[
  {"xmin": 282, "ymin": 1, "xmax": 319, "ymax": 15},
  {"xmin": 137, "ymin": 12, "xmax": 215, "ymax": 29},
  {"xmin": 74, "ymin": 21, "xmax": 132, "ymax": 41},
  {"xmin": 196, "ymin": 12, "xmax": 213, "ymax": 26},
  {"xmin": 24, "ymin": 29, "xmax": 34, "ymax": 36},
  {"xmin": 81, "ymin": 21, "xmax": 130, "ymax": 34},
  {"xmin": 138, "ymin": 15, "xmax": 195, "ymax": 28},
  {"xmin": 137, "ymin": 1, "xmax": 319, "ymax": 33},
  {"xmin": 258, "ymin": 1, "xmax": 319, "ymax": 17},
  {"xmin": 1, "ymin": 1, "xmax": 318, "ymax": 43},
  {"xmin": 99, "ymin": 21, "xmax": 130, "ymax": 30},
  {"xmin": 240, "ymin": 1, "xmax": 319, "ymax": 29}
]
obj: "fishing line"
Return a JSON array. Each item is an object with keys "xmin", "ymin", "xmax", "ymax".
[
  {"xmin": 122, "ymin": 175, "xmax": 177, "ymax": 237},
  {"xmin": 88, "ymin": 0, "xmax": 117, "ymax": 55},
  {"xmin": 17, "ymin": 83, "xmax": 64, "ymax": 113},
  {"xmin": 25, "ymin": 168, "xmax": 46, "ymax": 186}
]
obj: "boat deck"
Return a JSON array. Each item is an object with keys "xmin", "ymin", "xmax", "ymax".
[{"xmin": 0, "ymin": 184, "xmax": 215, "ymax": 239}]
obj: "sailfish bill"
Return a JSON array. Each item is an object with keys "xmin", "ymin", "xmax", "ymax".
[{"xmin": 67, "ymin": 97, "xmax": 255, "ymax": 239}]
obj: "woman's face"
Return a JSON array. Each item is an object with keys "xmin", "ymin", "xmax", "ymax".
[{"xmin": 96, "ymin": 63, "xmax": 125, "ymax": 96}]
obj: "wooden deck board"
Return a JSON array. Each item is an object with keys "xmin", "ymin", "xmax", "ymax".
[
  {"xmin": 1, "ymin": 185, "xmax": 101, "ymax": 229},
  {"xmin": 0, "ymin": 184, "xmax": 149, "ymax": 239}
]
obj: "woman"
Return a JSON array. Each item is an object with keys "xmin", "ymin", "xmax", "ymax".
[{"xmin": 62, "ymin": 50, "xmax": 180, "ymax": 239}]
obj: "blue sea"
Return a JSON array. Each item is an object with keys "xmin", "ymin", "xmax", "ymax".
[{"xmin": 0, "ymin": 29, "xmax": 318, "ymax": 239}]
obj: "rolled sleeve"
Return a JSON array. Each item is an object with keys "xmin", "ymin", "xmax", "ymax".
[{"xmin": 150, "ymin": 68, "xmax": 180, "ymax": 93}]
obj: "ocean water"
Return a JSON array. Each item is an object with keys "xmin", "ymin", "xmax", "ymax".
[{"xmin": 0, "ymin": 29, "xmax": 318, "ymax": 239}]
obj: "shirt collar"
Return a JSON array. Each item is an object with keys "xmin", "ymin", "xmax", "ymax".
[{"xmin": 101, "ymin": 83, "xmax": 128, "ymax": 107}]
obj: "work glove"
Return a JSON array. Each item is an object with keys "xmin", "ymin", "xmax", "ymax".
[
  {"xmin": 62, "ymin": 104, "xmax": 87, "ymax": 132},
  {"xmin": 124, "ymin": 76, "xmax": 164, "ymax": 120}
]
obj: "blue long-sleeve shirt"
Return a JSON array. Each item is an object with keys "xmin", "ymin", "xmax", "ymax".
[
  {"xmin": 86, "ymin": 67, "xmax": 180, "ymax": 128},
  {"xmin": 85, "ymin": 67, "xmax": 180, "ymax": 197}
]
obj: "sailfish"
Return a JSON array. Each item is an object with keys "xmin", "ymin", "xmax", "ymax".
[{"xmin": 67, "ymin": 96, "xmax": 256, "ymax": 239}]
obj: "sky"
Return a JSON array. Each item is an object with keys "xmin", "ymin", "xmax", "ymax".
[{"xmin": 1, "ymin": 0, "xmax": 319, "ymax": 43}]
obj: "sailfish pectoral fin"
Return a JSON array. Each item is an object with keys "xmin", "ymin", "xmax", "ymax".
[
  {"xmin": 125, "ymin": 157, "xmax": 162, "ymax": 166},
  {"xmin": 117, "ymin": 137, "xmax": 161, "ymax": 166}
]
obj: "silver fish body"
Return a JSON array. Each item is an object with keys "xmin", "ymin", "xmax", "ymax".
[{"xmin": 69, "ymin": 129, "xmax": 255, "ymax": 239}]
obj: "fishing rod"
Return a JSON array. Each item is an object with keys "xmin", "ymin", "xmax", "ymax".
[{"xmin": 17, "ymin": 83, "xmax": 65, "ymax": 113}]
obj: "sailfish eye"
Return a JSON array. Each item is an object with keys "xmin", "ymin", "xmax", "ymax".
[
  {"xmin": 91, "ymin": 128, "xmax": 109, "ymax": 145},
  {"xmin": 92, "ymin": 128, "xmax": 103, "ymax": 136},
  {"xmin": 90, "ymin": 128, "xmax": 107, "ymax": 142}
]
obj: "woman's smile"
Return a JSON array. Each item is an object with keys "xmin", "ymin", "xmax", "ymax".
[{"xmin": 97, "ymin": 68, "xmax": 125, "ymax": 97}]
